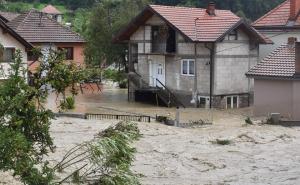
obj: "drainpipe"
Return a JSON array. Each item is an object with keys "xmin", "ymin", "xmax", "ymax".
[
  {"xmin": 205, "ymin": 43, "xmax": 215, "ymax": 109},
  {"xmin": 248, "ymin": 42, "xmax": 258, "ymax": 106},
  {"xmin": 194, "ymin": 43, "xmax": 198, "ymax": 107},
  {"xmin": 193, "ymin": 18, "xmax": 199, "ymax": 107}
]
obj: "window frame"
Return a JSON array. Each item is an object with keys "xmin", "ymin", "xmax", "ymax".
[
  {"xmin": 226, "ymin": 96, "xmax": 239, "ymax": 109},
  {"xmin": 181, "ymin": 59, "xmax": 195, "ymax": 76},
  {"xmin": 58, "ymin": 47, "xmax": 74, "ymax": 60},
  {"xmin": 228, "ymin": 30, "xmax": 238, "ymax": 41},
  {"xmin": 1, "ymin": 47, "xmax": 15, "ymax": 63}
]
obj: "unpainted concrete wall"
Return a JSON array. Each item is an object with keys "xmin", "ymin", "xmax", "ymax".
[{"xmin": 258, "ymin": 30, "xmax": 300, "ymax": 61}]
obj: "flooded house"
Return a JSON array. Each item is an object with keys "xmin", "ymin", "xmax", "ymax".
[
  {"xmin": 253, "ymin": 0, "xmax": 300, "ymax": 61},
  {"xmin": 114, "ymin": 3, "xmax": 270, "ymax": 108},
  {"xmin": 247, "ymin": 37, "xmax": 300, "ymax": 121}
]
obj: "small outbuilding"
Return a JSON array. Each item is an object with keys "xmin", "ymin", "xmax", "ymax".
[{"xmin": 247, "ymin": 37, "xmax": 300, "ymax": 120}]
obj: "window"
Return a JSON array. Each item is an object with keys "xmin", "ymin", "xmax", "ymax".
[
  {"xmin": 27, "ymin": 51, "xmax": 40, "ymax": 61},
  {"xmin": 228, "ymin": 30, "xmax": 238, "ymax": 40},
  {"xmin": 226, "ymin": 96, "xmax": 239, "ymax": 109},
  {"xmin": 0, "ymin": 48, "xmax": 15, "ymax": 62},
  {"xmin": 198, "ymin": 96, "xmax": 210, "ymax": 108},
  {"xmin": 181, "ymin": 59, "xmax": 195, "ymax": 76},
  {"xmin": 58, "ymin": 47, "xmax": 74, "ymax": 60}
]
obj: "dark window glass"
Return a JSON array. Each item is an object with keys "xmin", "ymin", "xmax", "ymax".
[
  {"xmin": 27, "ymin": 51, "xmax": 39, "ymax": 61},
  {"xmin": 182, "ymin": 60, "xmax": 188, "ymax": 74},
  {"xmin": 1, "ymin": 48, "xmax": 15, "ymax": 62},
  {"xmin": 189, "ymin": 60, "xmax": 195, "ymax": 75},
  {"xmin": 58, "ymin": 47, "xmax": 74, "ymax": 60}
]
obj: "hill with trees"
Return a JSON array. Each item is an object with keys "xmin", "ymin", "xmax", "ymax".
[{"xmin": 1, "ymin": 0, "xmax": 285, "ymax": 20}]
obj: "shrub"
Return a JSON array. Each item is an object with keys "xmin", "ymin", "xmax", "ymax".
[
  {"xmin": 60, "ymin": 96, "xmax": 75, "ymax": 110},
  {"xmin": 211, "ymin": 139, "xmax": 232, "ymax": 145},
  {"xmin": 244, "ymin": 117, "xmax": 253, "ymax": 125}
]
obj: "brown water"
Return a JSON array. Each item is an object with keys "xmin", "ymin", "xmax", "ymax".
[{"xmin": 47, "ymin": 85, "xmax": 254, "ymax": 124}]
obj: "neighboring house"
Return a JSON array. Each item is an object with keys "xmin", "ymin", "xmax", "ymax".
[
  {"xmin": 246, "ymin": 37, "xmax": 300, "ymax": 121},
  {"xmin": 3, "ymin": 9, "xmax": 85, "ymax": 73},
  {"xmin": 0, "ymin": 18, "xmax": 32, "ymax": 79},
  {"xmin": 253, "ymin": 0, "xmax": 300, "ymax": 61},
  {"xmin": 114, "ymin": 3, "xmax": 270, "ymax": 108},
  {"xmin": 42, "ymin": 4, "xmax": 63, "ymax": 23}
]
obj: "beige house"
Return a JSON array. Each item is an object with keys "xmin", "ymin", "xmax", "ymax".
[
  {"xmin": 0, "ymin": 18, "xmax": 32, "ymax": 79},
  {"xmin": 247, "ymin": 37, "xmax": 300, "ymax": 121},
  {"xmin": 114, "ymin": 3, "xmax": 270, "ymax": 108}
]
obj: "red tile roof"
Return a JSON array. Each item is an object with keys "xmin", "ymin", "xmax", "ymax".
[
  {"xmin": 7, "ymin": 9, "xmax": 85, "ymax": 43},
  {"xmin": 253, "ymin": 0, "xmax": 300, "ymax": 27},
  {"xmin": 150, "ymin": 5, "xmax": 241, "ymax": 42},
  {"xmin": 114, "ymin": 5, "xmax": 270, "ymax": 44},
  {"xmin": 42, "ymin": 5, "xmax": 62, "ymax": 15},
  {"xmin": 247, "ymin": 44, "xmax": 296, "ymax": 78}
]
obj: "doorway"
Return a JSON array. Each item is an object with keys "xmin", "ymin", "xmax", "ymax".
[{"xmin": 149, "ymin": 58, "xmax": 165, "ymax": 87}]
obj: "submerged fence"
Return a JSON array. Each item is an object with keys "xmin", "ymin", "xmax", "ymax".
[{"xmin": 86, "ymin": 113, "xmax": 151, "ymax": 123}]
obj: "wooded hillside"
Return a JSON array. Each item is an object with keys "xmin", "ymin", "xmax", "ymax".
[{"xmin": 3, "ymin": 0, "xmax": 285, "ymax": 20}]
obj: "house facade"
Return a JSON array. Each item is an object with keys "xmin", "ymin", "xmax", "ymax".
[
  {"xmin": 247, "ymin": 37, "xmax": 300, "ymax": 121},
  {"xmin": 114, "ymin": 3, "xmax": 270, "ymax": 108},
  {"xmin": 0, "ymin": 9, "xmax": 85, "ymax": 73},
  {"xmin": 0, "ymin": 18, "xmax": 32, "ymax": 79},
  {"xmin": 253, "ymin": 0, "xmax": 300, "ymax": 61}
]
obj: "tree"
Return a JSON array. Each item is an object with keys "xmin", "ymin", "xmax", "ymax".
[{"xmin": 84, "ymin": 0, "xmax": 151, "ymax": 68}]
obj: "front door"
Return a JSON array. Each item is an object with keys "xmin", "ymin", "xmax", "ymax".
[{"xmin": 149, "ymin": 57, "xmax": 165, "ymax": 87}]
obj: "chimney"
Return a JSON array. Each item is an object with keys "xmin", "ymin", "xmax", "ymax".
[
  {"xmin": 290, "ymin": 0, "xmax": 300, "ymax": 20},
  {"xmin": 288, "ymin": 37, "xmax": 297, "ymax": 46},
  {"xmin": 295, "ymin": 41, "xmax": 300, "ymax": 74},
  {"xmin": 206, "ymin": 2, "xmax": 216, "ymax": 16}
]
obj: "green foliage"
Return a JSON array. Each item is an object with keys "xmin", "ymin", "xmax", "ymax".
[
  {"xmin": 103, "ymin": 69, "xmax": 124, "ymax": 82},
  {"xmin": 84, "ymin": 0, "xmax": 150, "ymax": 67},
  {"xmin": 245, "ymin": 117, "xmax": 253, "ymax": 125},
  {"xmin": 0, "ymin": 50, "xmax": 54, "ymax": 184},
  {"xmin": 60, "ymin": 96, "xmax": 75, "ymax": 110},
  {"xmin": 211, "ymin": 139, "xmax": 232, "ymax": 145},
  {"xmin": 54, "ymin": 121, "xmax": 142, "ymax": 185}
]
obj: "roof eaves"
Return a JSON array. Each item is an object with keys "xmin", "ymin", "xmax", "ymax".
[
  {"xmin": 0, "ymin": 19, "xmax": 33, "ymax": 49},
  {"xmin": 113, "ymin": 5, "xmax": 194, "ymax": 43},
  {"xmin": 147, "ymin": 5, "xmax": 194, "ymax": 42}
]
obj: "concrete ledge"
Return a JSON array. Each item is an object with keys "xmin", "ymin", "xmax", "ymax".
[
  {"xmin": 54, "ymin": 112, "xmax": 87, "ymax": 119},
  {"xmin": 280, "ymin": 121, "xmax": 300, "ymax": 127}
]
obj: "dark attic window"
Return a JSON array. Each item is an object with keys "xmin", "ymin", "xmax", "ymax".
[{"xmin": 228, "ymin": 30, "xmax": 238, "ymax": 40}]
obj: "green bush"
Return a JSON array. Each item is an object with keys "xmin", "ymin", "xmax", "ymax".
[
  {"xmin": 60, "ymin": 96, "xmax": 75, "ymax": 110},
  {"xmin": 211, "ymin": 139, "xmax": 232, "ymax": 145},
  {"xmin": 245, "ymin": 117, "xmax": 253, "ymax": 125},
  {"xmin": 103, "ymin": 69, "xmax": 126, "ymax": 83}
]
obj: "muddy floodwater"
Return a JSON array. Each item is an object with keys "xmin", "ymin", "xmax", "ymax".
[
  {"xmin": 47, "ymin": 84, "xmax": 254, "ymax": 124},
  {"xmin": 1, "ymin": 117, "xmax": 300, "ymax": 185}
]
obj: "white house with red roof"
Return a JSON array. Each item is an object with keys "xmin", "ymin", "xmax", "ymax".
[
  {"xmin": 253, "ymin": 0, "xmax": 300, "ymax": 61},
  {"xmin": 114, "ymin": 3, "xmax": 270, "ymax": 108}
]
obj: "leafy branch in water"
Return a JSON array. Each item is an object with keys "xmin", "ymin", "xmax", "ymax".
[{"xmin": 54, "ymin": 122, "xmax": 141, "ymax": 185}]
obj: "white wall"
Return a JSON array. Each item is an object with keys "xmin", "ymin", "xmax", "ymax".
[{"xmin": 0, "ymin": 27, "xmax": 28, "ymax": 79}]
